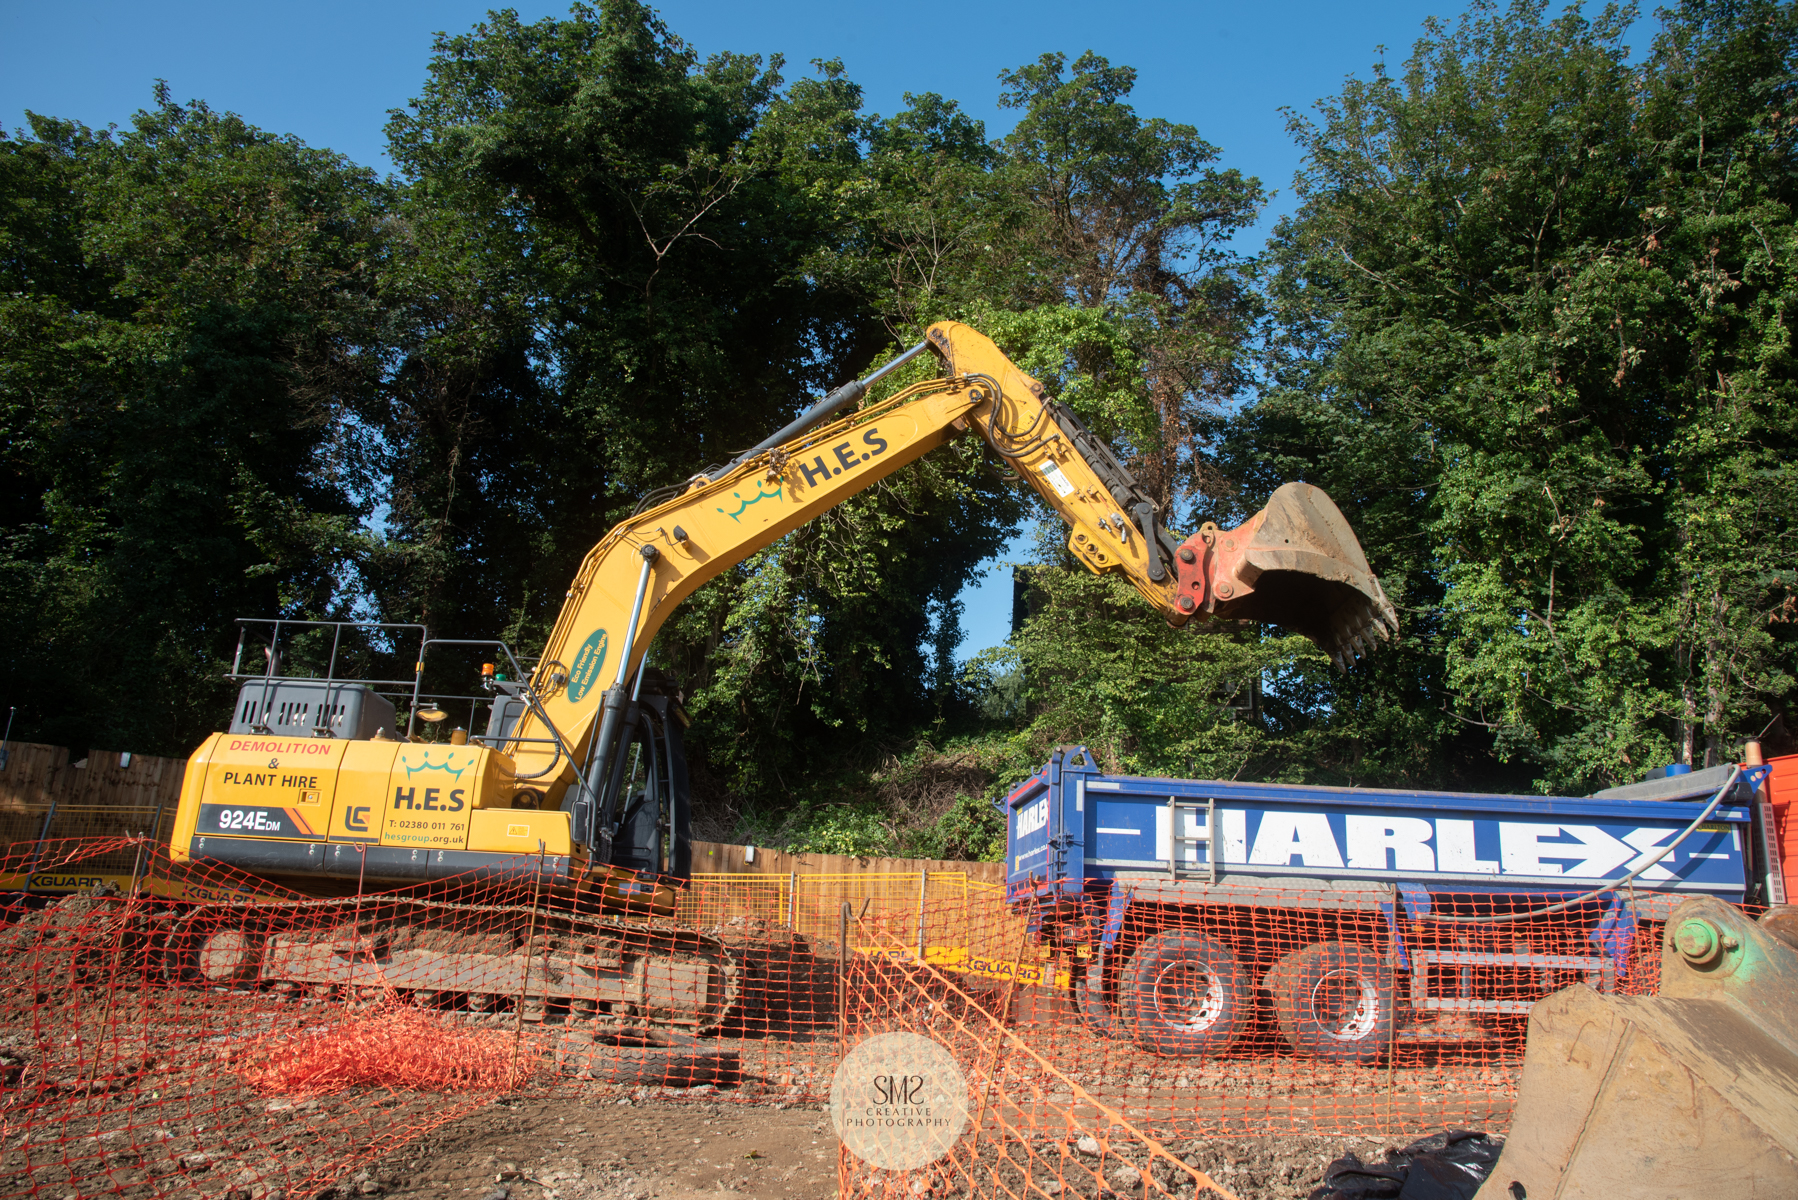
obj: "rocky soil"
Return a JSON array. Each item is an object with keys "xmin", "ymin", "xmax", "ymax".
[
  {"xmin": 349, "ymin": 1096, "xmax": 1443, "ymax": 1200},
  {"xmin": 355, "ymin": 1095, "xmax": 842, "ymax": 1200}
]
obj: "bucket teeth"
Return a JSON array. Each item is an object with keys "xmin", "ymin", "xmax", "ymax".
[{"xmin": 1195, "ymin": 482, "xmax": 1398, "ymax": 668}]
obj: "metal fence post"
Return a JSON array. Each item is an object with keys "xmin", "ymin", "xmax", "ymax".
[
  {"xmin": 22, "ymin": 781, "xmax": 61, "ymax": 894},
  {"xmin": 514, "ymin": 841, "xmax": 548, "ymax": 1070},
  {"xmin": 916, "ymin": 869, "xmax": 928, "ymax": 961},
  {"xmin": 838, "ymin": 900, "xmax": 852, "ymax": 1054}
]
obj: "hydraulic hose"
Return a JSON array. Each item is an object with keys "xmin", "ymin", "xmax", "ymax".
[{"xmin": 703, "ymin": 341, "xmax": 932, "ymax": 481}]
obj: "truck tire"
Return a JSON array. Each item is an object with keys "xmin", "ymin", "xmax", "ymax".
[
  {"xmin": 1269, "ymin": 941, "xmax": 1393, "ymax": 1064},
  {"xmin": 1076, "ymin": 949, "xmax": 1123, "ymax": 1038},
  {"xmin": 1120, "ymin": 932, "xmax": 1248, "ymax": 1057}
]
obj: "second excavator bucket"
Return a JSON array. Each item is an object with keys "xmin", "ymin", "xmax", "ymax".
[
  {"xmin": 1174, "ymin": 482, "xmax": 1399, "ymax": 669},
  {"xmin": 1470, "ymin": 896, "xmax": 1798, "ymax": 1200}
]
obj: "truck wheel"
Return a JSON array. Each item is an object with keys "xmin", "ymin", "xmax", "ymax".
[
  {"xmin": 1120, "ymin": 932, "xmax": 1248, "ymax": 1057},
  {"xmin": 1076, "ymin": 949, "xmax": 1123, "ymax": 1038},
  {"xmin": 1270, "ymin": 942, "xmax": 1393, "ymax": 1064}
]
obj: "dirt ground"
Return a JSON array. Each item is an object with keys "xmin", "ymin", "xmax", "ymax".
[
  {"xmin": 345, "ymin": 1095, "xmax": 1407, "ymax": 1200},
  {"xmin": 0, "ymin": 1016, "xmax": 1487, "ymax": 1200},
  {"xmin": 0, "ymin": 897, "xmax": 1508, "ymax": 1200},
  {"xmin": 353, "ymin": 1097, "xmax": 844, "ymax": 1200}
]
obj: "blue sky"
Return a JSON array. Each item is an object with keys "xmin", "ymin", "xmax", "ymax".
[{"xmin": 0, "ymin": 0, "xmax": 1653, "ymax": 657}]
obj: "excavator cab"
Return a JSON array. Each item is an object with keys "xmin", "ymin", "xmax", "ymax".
[{"xmin": 585, "ymin": 670, "xmax": 692, "ymax": 881}]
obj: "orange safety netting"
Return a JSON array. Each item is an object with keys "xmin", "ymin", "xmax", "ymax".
[
  {"xmin": 0, "ymin": 836, "xmax": 1686, "ymax": 1199},
  {"xmin": 826, "ymin": 877, "xmax": 1667, "ymax": 1200},
  {"xmin": 236, "ymin": 1000, "xmax": 539, "ymax": 1097}
]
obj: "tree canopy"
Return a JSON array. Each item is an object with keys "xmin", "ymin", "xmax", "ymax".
[{"xmin": 1235, "ymin": 0, "xmax": 1798, "ymax": 794}]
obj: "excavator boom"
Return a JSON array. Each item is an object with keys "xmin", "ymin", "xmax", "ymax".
[{"xmin": 515, "ymin": 321, "xmax": 1399, "ymax": 825}]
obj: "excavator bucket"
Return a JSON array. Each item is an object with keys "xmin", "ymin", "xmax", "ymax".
[
  {"xmin": 1174, "ymin": 482, "xmax": 1399, "ymax": 669},
  {"xmin": 1472, "ymin": 896, "xmax": 1798, "ymax": 1200}
]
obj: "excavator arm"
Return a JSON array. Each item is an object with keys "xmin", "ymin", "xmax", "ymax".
[
  {"xmin": 505, "ymin": 322, "xmax": 1398, "ymax": 845},
  {"xmin": 927, "ymin": 323, "xmax": 1398, "ymax": 666}
]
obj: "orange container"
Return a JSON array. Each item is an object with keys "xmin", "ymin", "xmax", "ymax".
[{"xmin": 1766, "ymin": 752, "xmax": 1798, "ymax": 904}]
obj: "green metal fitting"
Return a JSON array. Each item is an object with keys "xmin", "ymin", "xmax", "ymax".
[{"xmin": 1675, "ymin": 918, "xmax": 1723, "ymax": 966}]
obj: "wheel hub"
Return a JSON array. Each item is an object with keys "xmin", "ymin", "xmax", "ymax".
[
  {"xmin": 1310, "ymin": 968, "xmax": 1378, "ymax": 1040},
  {"xmin": 1153, "ymin": 961, "xmax": 1225, "ymax": 1032}
]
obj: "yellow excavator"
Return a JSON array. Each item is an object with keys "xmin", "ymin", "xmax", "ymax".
[{"xmin": 159, "ymin": 321, "xmax": 1396, "ymax": 1031}]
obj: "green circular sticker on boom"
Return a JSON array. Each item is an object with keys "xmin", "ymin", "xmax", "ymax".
[{"xmin": 565, "ymin": 629, "xmax": 608, "ymax": 702}]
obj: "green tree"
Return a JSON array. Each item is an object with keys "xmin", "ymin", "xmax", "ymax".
[
  {"xmin": 376, "ymin": 1, "xmax": 824, "ymax": 648},
  {"xmin": 1233, "ymin": 0, "xmax": 1798, "ymax": 793},
  {"xmin": 0, "ymin": 88, "xmax": 388, "ymax": 753},
  {"xmin": 377, "ymin": 3, "xmax": 1027, "ymax": 797},
  {"xmin": 998, "ymin": 52, "xmax": 1264, "ymax": 510},
  {"xmin": 748, "ymin": 51, "xmax": 1276, "ymax": 841},
  {"xmin": 973, "ymin": 568, "xmax": 1313, "ymax": 782}
]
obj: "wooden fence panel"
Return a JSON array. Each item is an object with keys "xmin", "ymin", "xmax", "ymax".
[
  {"xmin": 690, "ymin": 840, "xmax": 1004, "ymax": 884},
  {"xmin": 0, "ymin": 742, "xmax": 185, "ymax": 859}
]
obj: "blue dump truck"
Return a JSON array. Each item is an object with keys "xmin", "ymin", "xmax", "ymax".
[{"xmin": 1000, "ymin": 747, "xmax": 1779, "ymax": 1062}]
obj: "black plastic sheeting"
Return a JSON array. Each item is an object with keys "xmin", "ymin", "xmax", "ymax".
[{"xmin": 1308, "ymin": 1130, "xmax": 1504, "ymax": 1200}]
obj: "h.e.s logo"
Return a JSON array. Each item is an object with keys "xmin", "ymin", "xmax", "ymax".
[
  {"xmin": 392, "ymin": 786, "xmax": 465, "ymax": 812},
  {"xmin": 797, "ymin": 428, "xmax": 888, "ymax": 488},
  {"xmin": 872, "ymin": 1074, "xmax": 925, "ymax": 1106},
  {"xmin": 390, "ymin": 751, "xmax": 470, "ymax": 812}
]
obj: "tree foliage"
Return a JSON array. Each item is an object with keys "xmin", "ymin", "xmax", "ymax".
[
  {"xmin": 1236, "ymin": 0, "xmax": 1798, "ymax": 792},
  {"xmin": 0, "ymin": 87, "xmax": 386, "ymax": 751}
]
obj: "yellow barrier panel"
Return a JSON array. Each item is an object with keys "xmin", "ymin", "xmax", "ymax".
[{"xmin": 680, "ymin": 869, "xmax": 1031, "ymax": 993}]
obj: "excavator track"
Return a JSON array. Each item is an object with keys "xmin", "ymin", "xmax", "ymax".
[{"xmin": 157, "ymin": 896, "xmax": 781, "ymax": 1036}]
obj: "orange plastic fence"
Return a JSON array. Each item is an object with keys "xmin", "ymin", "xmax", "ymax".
[
  {"xmin": 0, "ymin": 836, "xmax": 855, "ymax": 1198},
  {"xmin": 0, "ymin": 837, "xmax": 1676, "ymax": 1199},
  {"xmin": 828, "ymin": 874, "xmax": 1666, "ymax": 1199}
]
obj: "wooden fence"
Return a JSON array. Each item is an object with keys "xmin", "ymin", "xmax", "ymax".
[
  {"xmin": 690, "ymin": 840, "xmax": 1004, "ymax": 885},
  {"xmin": 0, "ymin": 742, "xmax": 184, "ymax": 858},
  {"xmin": 0, "ymin": 742, "xmax": 1003, "ymax": 883}
]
